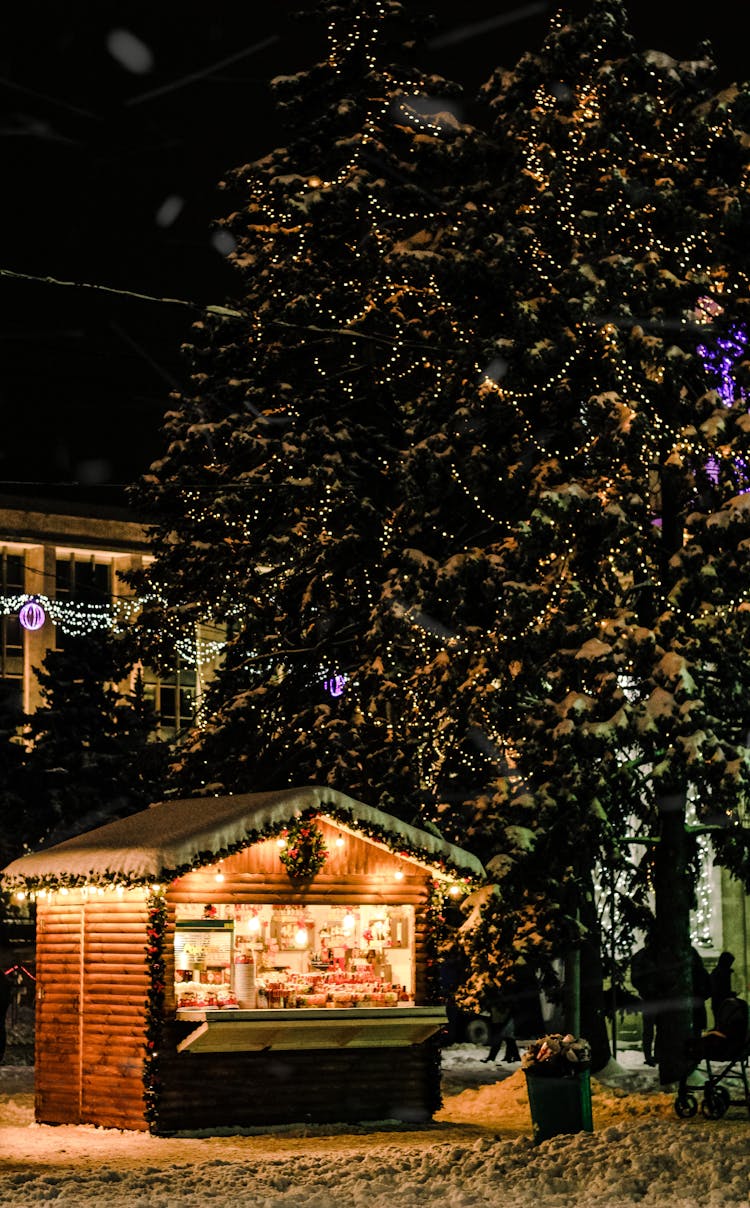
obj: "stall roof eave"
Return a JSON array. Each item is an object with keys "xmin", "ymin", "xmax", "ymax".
[{"xmin": 1, "ymin": 785, "xmax": 485, "ymax": 886}]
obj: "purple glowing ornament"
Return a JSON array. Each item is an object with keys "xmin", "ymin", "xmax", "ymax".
[
  {"xmin": 19, "ymin": 600, "xmax": 45, "ymax": 631},
  {"xmin": 697, "ymin": 317, "xmax": 750, "ymax": 493},
  {"xmin": 323, "ymin": 674, "xmax": 347, "ymax": 697},
  {"xmin": 697, "ymin": 324, "xmax": 748, "ymax": 407}
]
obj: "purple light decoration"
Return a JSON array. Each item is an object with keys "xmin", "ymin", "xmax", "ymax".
[
  {"xmin": 705, "ymin": 456, "xmax": 721, "ymax": 486},
  {"xmin": 19, "ymin": 600, "xmax": 45, "ymax": 631},
  {"xmin": 697, "ymin": 320, "xmax": 749, "ymax": 492},
  {"xmin": 697, "ymin": 324, "xmax": 748, "ymax": 408},
  {"xmin": 323, "ymin": 674, "xmax": 347, "ymax": 697}
]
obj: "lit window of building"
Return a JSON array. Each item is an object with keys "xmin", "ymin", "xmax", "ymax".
[
  {"xmin": 142, "ymin": 658, "xmax": 197, "ymax": 737},
  {"xmin": 0, "ymin": 551, "xmax": 24, "ymax": 709}
]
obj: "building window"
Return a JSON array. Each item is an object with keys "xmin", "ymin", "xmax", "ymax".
[
  {"xmin": 142, "ymin": 659, "xmax": 196, "ymax": 737},
  {"xmin": 55, "ymin": 556, "xmax": 113, "ymax": 650},
  {"xmin": 55, "ymin": 555, "xmax": 112, "ymax": 604},
  {"xmin": 1, "ymin": 553, "xmax": 24, "ymax": 700}
]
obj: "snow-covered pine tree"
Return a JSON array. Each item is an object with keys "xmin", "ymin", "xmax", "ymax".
[
  {"xmin": 0, "ymin": 689, "xmax": 29, "ymax": 868},
  {"xmin": 447, "ymin": 0, "xmax": 750, "ymax": 1078},
  {"xmin": 128, "ymin": 0, "xmax": 493, "ymax": 817},
  {"xmin": 22, "ymin": 632, "xmax": 167, "ymax": 847}
]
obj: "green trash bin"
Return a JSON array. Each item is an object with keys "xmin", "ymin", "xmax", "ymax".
[{"xmin": 525, "ymin": 1068, "xmax": 593, "ymax": 1145}]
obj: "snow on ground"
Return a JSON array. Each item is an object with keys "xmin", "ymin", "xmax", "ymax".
[{"xmin": 1, "ymin": 1046, "xmax": 750, "ymax": 1206}]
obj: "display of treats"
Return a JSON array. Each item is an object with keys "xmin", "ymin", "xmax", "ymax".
[
  {"xmin": 176, "ymin": 981, "xmax": 238, "ymax": 1010},
  {"xmin": 174, "ymin": 906, "xmax": 415, "ymax": 1013},
  {"xmin": 255, "ymin": 967, "xmax": 402, "ymax": 1009}
]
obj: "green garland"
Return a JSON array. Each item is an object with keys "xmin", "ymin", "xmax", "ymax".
[
  {"xmin": 278, "ymin": 819, "xmax": 328, "ymax": 882},
  {"xmin": 425, "ymin": 877, "xmax": 451, "ymax": 1004},
  {"xmin": 143, "ymin": 891, "xmax": 167, "ymax": 1131}
]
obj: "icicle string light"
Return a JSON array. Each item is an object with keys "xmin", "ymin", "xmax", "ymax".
[{"xmin": 0, "ymin": 593, "xmax": 225, "ymax": 668}]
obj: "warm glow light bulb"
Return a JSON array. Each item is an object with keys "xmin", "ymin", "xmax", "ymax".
[
  {"xmin": 248, "ymin": 912, "xmax": 261, "ymax": 934},
  {"xmin": 294, "ymin": 924, "xmax": 309, "ymax": 949}
]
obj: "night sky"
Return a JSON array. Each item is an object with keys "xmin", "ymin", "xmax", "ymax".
[{"xmin": 0, "ymin": 0, "xmax": 745, "ymax": 502}]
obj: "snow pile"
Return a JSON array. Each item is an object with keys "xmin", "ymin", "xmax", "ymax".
[
  {"xmin": 2, "ymin": 1049, "xmax": 749, "ymax": 1205},
  {"xmin": 436, "ymin": 1055, "xmax": 674, "ymax": 1132}
]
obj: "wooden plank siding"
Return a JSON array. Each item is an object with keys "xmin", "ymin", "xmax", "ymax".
[
  {"xmin": 182, "ymin": 820, "xmax": 437, "ymax": 880},
  {"xmin": 35, "ymin": 900, "xmax": 83, "ymax": 1125},
  {"xmin": 35, "ymin": 893, "xmax": 151, "ymax": 1131},
  {"xmin": 155, "ymin": 1032, "xmax": 442, "ymax": 1133},
  {"xmin": 80, "ymin": 896, "xmax": 150, "ymax": 1131}
]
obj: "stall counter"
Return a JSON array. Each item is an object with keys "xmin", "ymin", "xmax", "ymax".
[{"xmin": 176, "ymin": 1005, "xmax": 447, "ymax": 1052}]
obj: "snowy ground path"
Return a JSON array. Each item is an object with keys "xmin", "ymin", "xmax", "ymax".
[{"xmin": 1, "ymin": 1048, "xmax": 749, "ymax": 1206}]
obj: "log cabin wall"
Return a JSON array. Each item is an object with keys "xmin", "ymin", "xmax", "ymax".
[
  {"xmin": 155, "ymin": 1038, "xmax": 442, "ymax": 1133},
  {"xmin": 35, "ymin": 891, "xmax": 151, "ymax": 1131},
  {"xmin": 80, "ymin": 892, "xmax": 150, "ymax": 1130},
  {"xmin": 35, "ymin": 895, "xmax": 83, "ymax": 1125}
]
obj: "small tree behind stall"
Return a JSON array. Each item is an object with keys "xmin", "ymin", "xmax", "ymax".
[{"xmin": 22, "ymin": 631, "xmax": 167, "ymax": 848}]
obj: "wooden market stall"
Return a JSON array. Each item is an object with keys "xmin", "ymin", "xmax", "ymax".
[{"xmin": 1, "ymin": 786, "xmax": 484, "ymax": 1134}]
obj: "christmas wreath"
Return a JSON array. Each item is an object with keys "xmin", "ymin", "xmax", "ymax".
[{"xmin": 278, "ymin": 819, "xmax": 328, "ymax": 882}]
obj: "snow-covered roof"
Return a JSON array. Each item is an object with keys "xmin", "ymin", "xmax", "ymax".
[{"xmin": 1, "ymin": 785, "xmax": 485, "ymax": 887}]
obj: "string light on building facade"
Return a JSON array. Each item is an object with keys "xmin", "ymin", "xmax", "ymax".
[{"xmin": 1, "ymin": 593, "xmax": 226, "ymax": 669}]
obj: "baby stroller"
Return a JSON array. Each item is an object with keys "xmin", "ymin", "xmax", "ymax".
[{"xmin": 674, "ymin": 994, "xmax": 750, "ymax": 1119}]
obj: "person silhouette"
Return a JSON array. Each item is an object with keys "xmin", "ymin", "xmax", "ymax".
[
  {"xmin": 631, "ymin": 939, "xmax": 659, "ymax": 1066},
  {"xmin": 709, "ymin": 951, "xmax": 735, "ymax": 1025}
]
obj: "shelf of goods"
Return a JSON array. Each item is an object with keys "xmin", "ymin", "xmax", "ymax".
[{"xmin": 175, "ymin": 966, "xmax": 410, "ymax": 1011}]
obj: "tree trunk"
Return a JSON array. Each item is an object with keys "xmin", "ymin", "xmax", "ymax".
[
  {"xmin": 653, "ymin": 789, "xmax": 694, "ymax": 1085},
  {"xmin": 578, "ymin": 874, "xmax": 612, "ymax": 1073},
  {"xmin": 563, "ymin": 943, "xmax": 581, "ymax": 1038}
]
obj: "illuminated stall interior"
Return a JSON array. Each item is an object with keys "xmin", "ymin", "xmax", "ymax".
[{"xmin": 174, "ymin": 900, "xmax": 416, "ymax": 1011}]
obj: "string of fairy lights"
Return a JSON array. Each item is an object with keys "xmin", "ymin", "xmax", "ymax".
[
  {"xmin": 143, "ymin": 0, "xmax": 484, "ymax": 760},
  {"xmin": 366, "ymin": 37, "xmax": 750, "ymax": 799},
  {"xmin": 594, "ymin": 788, "xmax": 721, "ymax": 953},
  {"xmin": 446, "ymin": 49, "xmax": 750, "ymax": 646},
  {"xmin": 0, "ymin": 592, "xmax": 226, "ymax": 669},
  {"xmin": 22, "ymin": 2, "xmax": 744, "ymax": 819}
]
